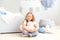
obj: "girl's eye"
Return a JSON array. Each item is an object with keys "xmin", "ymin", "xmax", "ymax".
[{"xmin": 28, "ymin": 16, "xmax": 30, "ymax": 17}]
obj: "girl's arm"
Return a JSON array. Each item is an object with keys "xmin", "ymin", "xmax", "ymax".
[
  {"xmin": 22, "ymin": 24, "xmax": 26, "ymax": 30},
  {"xmin": 20, "ymin": 24, "xmax": 26, "ymax": 31},
  {"xmin": 20, "ymin": 21, "xmax": 27, "ymax": 30},
  {"xmin": 34, "ymin": 24, "xmax": 39, "ymax": 31}
]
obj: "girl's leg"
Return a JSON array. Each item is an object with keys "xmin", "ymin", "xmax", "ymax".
[
  {"xmin": 22, "ymin": 30, "xmax": 29, "ymax": 37},
  {"xmin": 29, "ymin": 31, "xmax": 38, "ymax": 37},
  {"xmin": 22, "ymin": 30, "xmax": 29, "ymax": 35},
  {"xmin": 32, "ymin": 31, "xmax": 38, "ymax": 37}
]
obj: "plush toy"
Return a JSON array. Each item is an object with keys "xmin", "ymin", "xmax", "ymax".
[
  {"xmin": 26, "ymin": 21, "xmax": 35, "ymax": 30},
  {"xmin": 38, "ymin": 19, "xmax": 54, "ymax": 33},
  {"xmin": 38, "ymin": 19, "xmax": 47, "ymax": 33}
]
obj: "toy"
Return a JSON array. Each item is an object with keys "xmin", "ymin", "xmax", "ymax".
[{"xmin": 26, "ymin": 21, "xmax": 35, "ymax": 30}]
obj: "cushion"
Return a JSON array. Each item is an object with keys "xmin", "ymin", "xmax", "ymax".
[
  {"xmin": 0, "ymin": 7, "xmax": 6, "ymax": 15},
  {"xmin": 38, "ymin": 19, "xmax": 55, "ymax": 33},
  {"xmin": 38, "ymin": 28, "xmax": 46, "ymax": 33}
]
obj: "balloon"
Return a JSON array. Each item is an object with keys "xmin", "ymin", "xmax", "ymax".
[
  {"xmin": 29, "ymin": 7, "xmax": 33, "ymax": 12},
  {"xmin": 41, "ymin": 0, "xmax": 53, "ymax": 10}
]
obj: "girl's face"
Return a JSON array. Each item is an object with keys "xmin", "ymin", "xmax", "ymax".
[{"xmin": 26, "ymin": 13, "xmax": 32, "ymax": 22}]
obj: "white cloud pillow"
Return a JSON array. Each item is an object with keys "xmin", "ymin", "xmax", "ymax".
[
  {"xmin": 0, "ymin": 11, "xmax": 14, "ymax": 24},
  {"xmin": 1, "ymin": 11, "xmax": 23, "ymax": 24}
]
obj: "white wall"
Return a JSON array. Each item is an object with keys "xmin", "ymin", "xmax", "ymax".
[
  {"xmin": 0, "ymin": 0, "xmax": 60, "ymax": 26},
  {"xmin": 0, "ymin": 0, "xmax": 20, "ymax": 13},
  {"xmin": 20, "ymin": 0, "xmax": 60, "ymax": 26}
]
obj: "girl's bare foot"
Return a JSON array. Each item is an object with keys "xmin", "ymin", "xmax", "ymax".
[
  {"xmin": 22, "ymin": 35, "xmax": 28, "ymax": 37},
  {"xmin": 46, "ymin": 32, "xmax": 52, "ymax": 34},
  {"xmin": 28, "ymin": 34, "xmax": 32, "ymax": 37}
]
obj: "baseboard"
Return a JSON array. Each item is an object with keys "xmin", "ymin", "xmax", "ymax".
[{"xmin": 0, "ymin": 32, "xmax": 22, "ymax": 34}]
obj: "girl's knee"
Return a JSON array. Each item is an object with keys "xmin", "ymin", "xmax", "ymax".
[
  {"xmin": 22, "ymin": 30, "xmax": 29, "ymax": 35},
  {"xmin": 32, "ymin": 31, "xmax": 38, "ymax": 35}
]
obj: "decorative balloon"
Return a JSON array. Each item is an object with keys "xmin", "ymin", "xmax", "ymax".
[
  {"xmin": 29, "ymin": 7, "xmax": 33, "ymax": 12},
  {"xmin": 41, "ymin": 0, "xmax": 54, "ymax": 10}
]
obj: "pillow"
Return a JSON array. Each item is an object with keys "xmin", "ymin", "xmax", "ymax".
[
  {"xmin": 0, "ymin": 11, "xmax": 14, "ymax": 24},
  {"xmin": 38, "ymin": 28, "xmax": 46, "ymax": 33},
  {"xmin": 1, "ymin": 11, "xmax": 24, "ymax": 24},
  {"xmin": 38, "ymin": 19, "xmax": 55, "ymax": 33},
  {"xmin": 0, "ymin": 10, "xmax": 6, "ymax": 15},
  {"xmin": 0, "ymin": 7, "xmax": 6, "ymax": 15},
  {"xmin": 39, "ymin": 19, "xmax": 48, "ymax": 28},
  {"xmin": 39, "ymin": 19, "xmax": 55, "ymax": 27}
]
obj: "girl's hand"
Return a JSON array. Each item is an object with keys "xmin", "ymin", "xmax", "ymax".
[
  {"xmin": 30, "ymin": 29, "xmax": 35, "ymax": 32},
  {"xmin": 34, "ymin": 24, "xmax": 39, "ymax": 30},
  {"xmin": 27, "ymin": 28, "xmax": 35, "ymax": 32},
  {"xmin": 22, "ymin": 25, "xmax": 26, "ymax": 30}
]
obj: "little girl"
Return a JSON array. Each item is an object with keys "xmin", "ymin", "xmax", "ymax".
[{"xmin": 20, "ymin": 12, "xmax": 39, "ymax": 37}]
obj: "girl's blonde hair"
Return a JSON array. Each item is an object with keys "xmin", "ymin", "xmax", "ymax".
[{"xmin": 25, "ymin": 12, "xmax": 35, "ymax": 22}]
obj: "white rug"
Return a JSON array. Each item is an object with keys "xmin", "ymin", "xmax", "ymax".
[{"xmin": 0, "ymin": 26, "xmax": 60, "ymax": 40}]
